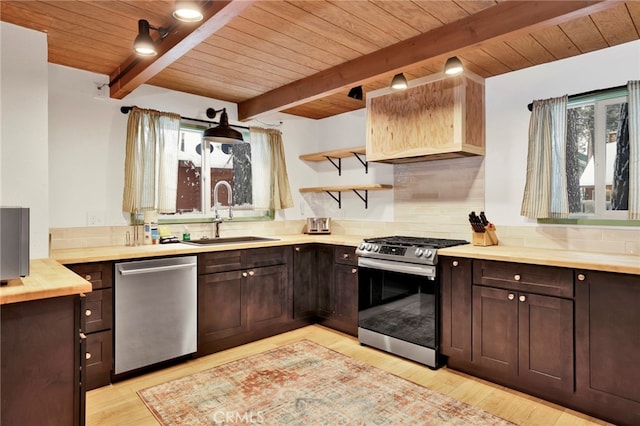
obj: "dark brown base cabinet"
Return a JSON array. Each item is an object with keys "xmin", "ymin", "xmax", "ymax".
[
  {"xmin": 1, "ymin": 295, "xmax": 84, "ymax": 426},
  {"xmin": 67, "ymin": 262, "xmax": 113, "ymax": 390},
  {"xmin": 440, "ymin": 256, "xmax": 640, "ymax": 426},
  {"xmin": 575, "ymin": 270, "xmax": 640, "ymax": 425},
  {"xmin": 293, "ymin": 244, "xmax": 358, "ymax": 337},
  {"xmin": 197, "ymin": 247, "xmax": 296, "ymax": 356}
]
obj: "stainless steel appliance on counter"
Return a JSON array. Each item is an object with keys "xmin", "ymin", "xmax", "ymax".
[
  {"xmin": 356, "ymin": 236, "xmax": 467, "ymax": 368},
  {"xmin": 0, "ymin": 207, "xmax": 29, "ymax": 282},
  {"xmin": 305, "ymin": 217, "xmax": 331, "ymax": 234},
  {"xmin": 114, "ymin": 256, "xmax": 197, "ymax": 375}
]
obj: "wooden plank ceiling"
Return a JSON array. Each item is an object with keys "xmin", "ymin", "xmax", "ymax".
[{"xmin": 2, "ymin": 1, "xmax": 639, "ymax": 120}]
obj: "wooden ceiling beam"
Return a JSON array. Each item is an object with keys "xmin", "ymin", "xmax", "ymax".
[
  {"xmin": 237, "ymin": 0, "xmax": 614, "ymax": 121},
  {"xmin": 109, "ymin": 0, "xmax": 255, "ymax": 99}
]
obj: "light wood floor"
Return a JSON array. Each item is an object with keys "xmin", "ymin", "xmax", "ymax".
[{"xmin": 86, "ymin": 325, "xmax": 611, "ymax": 426}]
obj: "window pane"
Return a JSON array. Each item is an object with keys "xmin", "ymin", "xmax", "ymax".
[
  {"xmin": 608, "ymin": 102, "xmax": 629, "ymax": 211},
  {"xmin": 177, "ymin": 129, "xmax": 204, "ymax": 213},
  {"xmin": 208, "ymin": 143, "xmax": 253, "ymax": 213},
  {"xmin": 567, "ymin": 105, "xmax": 594, "ymax": 213}
]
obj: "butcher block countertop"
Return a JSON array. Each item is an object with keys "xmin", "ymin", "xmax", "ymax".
[
  {"xmin": 7, "ymin": 235, "xmax": 638, "ymax": 305},
  {"xmin": 439, "ymin": 244, "xmax": 640, "ymax": 275},
  {"xmin": 50, "ymin": 234, "xmax": 365, "ymax": 264},
  {"xmin": 0, "ymin": 258, "xmax": 92, "ymax": 305}
]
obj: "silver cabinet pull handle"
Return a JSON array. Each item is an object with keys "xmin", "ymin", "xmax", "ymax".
[
  {"xmin": 85, "ymin": 274, "xmax": 92, "ymax": 281},
  {"xmin": 295, "ymin": 247, "xmax": 301, "ymax": 252},
  {"xmin": 519, "ymin": 295, "xmax": 526, "ymax": 302},
  {"xmin": 248, "ymin": 270, "xmax": 255, "ymax": 276},
  {"xmin": 242, "ymin": 272, "xmax": 248, "ymax": 277},
  {"xmin": 452, "ymin": 260, "xmax": 459, "ymax": 267},
  {"xmin": 85, "ymin": 309, "xmax": 92, "ymax": 317},
  {"xmin": 514, "ymin": 274, "xmax": 521, "ymax": 281},
  {"xmin": 508, "ymin": 293, "xmax": 515, "ymax": 300},
  {"xmin": 351, "ymin": 268, "xmax": 357, "ymax": 274},
  {"xmin": 577, "ymin": 273, "xmax": 586, "ymax": 281},
  {"xmin": 86, "ymin": 352, "xmax": 92, "ymax": 360}
]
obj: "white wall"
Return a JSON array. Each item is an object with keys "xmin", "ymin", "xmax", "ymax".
[
  {"xmin": 0, "ymin": 22, "xmax": 50, "ymax": 258},
  {"xmin": 485, "ymin": 39, "xmax": 640, "ymax": 226}
]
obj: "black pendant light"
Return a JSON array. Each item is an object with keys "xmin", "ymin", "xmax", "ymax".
[
  {"xmin": 347, "ymin": 86, "xmax": 363, "ymax": 100},
  {"xmin": 390, "ymin": 73, "xmax": 408, "ymax": 90},
  {"xmin": 203, "ymin": 108, "xmax": 244, "ymax": 143},
  {"xmin": 133, "ymin": 20, "xmax": 156, "ymax": 56},
  {"xmin": 444, "ymin": 56, "xmax": 464, "ymax": 75}
]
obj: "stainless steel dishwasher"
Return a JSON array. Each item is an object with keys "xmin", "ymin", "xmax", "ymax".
[{"xmin": 114, "ymin": 255, "xmax": 197, "ymax": 375}]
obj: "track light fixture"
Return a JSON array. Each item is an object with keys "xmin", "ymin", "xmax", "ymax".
[
  {"xmin": 444, "ymin": 56, "xmax": 464, "ymax": 76},
  {"xmin": 173, "ymin": 1, "xmax": 204, "ymax": 22},
  {"xmin": 347, "ymin": 86, "xmax": 363, "ymax": 100},
  {"xmin": 203, "ymin": 108, "xmax": 245, "ymax": 144},
  {"xmin": 390, "ymin": 73, "xmax": 408, "ymax": 90},
  {"xmin": 133, "ymin": 19, "xmax": 168, "ymax": 56}
]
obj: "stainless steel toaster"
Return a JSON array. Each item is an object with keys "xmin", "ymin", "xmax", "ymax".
[{"xmin": 306, "ymin": 217, "xmax": 331, "ymax": 234}]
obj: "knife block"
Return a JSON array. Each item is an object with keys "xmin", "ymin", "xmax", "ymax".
[{"xmin": 471, "ymin": 226, "xmax": 498, "ymax": 246}]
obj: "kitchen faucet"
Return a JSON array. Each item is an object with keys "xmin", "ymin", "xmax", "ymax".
[{"xmin": 213, "ymin": 180, "xmax": 233, "ymax": 238}]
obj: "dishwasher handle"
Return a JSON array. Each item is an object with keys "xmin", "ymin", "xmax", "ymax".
[{"xmin": 118, "ymin": 262, "xmax": 197, "ymax": 276}]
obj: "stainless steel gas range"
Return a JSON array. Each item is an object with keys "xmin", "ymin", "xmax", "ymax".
[{"xmin": 356, "ymin": 236, "xmax": 468, "ymax": 368}]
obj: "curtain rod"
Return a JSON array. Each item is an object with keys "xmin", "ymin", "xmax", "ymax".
[
  {"xmin": 119, "ymin": 106, "xmax": 250, "ymax": 130},
  {"xmin": 527, "ymin": 84, "xmax": 627, "ymax": 111}
]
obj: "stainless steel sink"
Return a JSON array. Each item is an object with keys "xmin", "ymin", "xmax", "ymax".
[{"xmin": 181, "ymin": 236, "xmax": 279, "ymax": 246}]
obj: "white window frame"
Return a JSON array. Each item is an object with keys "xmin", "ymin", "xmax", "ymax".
[{"xmin": 568, "ymin": 93, "xmax": 628, "ymax": 220}]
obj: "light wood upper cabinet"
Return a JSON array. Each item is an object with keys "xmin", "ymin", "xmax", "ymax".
[{"xmin": 366, "ymin": 72, "xmax": 485, "ymax": 163}]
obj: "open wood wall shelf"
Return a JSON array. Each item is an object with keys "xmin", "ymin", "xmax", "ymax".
[
  {"xmin": 299, "ymin": 146, "xmax": 368, "ymax": 175},
  {"xmin": 299, "ymin": 184, "xmax": 392, "ymax": 209}
]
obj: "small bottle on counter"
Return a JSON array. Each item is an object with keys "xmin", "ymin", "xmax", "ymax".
[
  {"xmin": 182, "ymin": 226, "xmax": 190, "ymax": 241},
  {"xmin": 143, "ymin": 210, "xmax": 158, "ymax": 245}
]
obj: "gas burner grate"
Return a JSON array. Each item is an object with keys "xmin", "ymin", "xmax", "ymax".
[{"xmin": 363, "ymin": 235, "xmax": 468, "ymax": 249}]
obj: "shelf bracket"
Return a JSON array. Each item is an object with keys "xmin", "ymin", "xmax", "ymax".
[
  {"xmin": 352, "ymin": 152, "xmax": 368, "ymax": 174},
  {"xmin": 325, "ymin": 191, "xmax": 342, "ymax": 209},
  {"xmin": 352, "ymin": 189, "xmax": 369, "ymax": 209},
  {"xmin": 324, "ymin": 156, "xmax": 342, "ymax": 176}
]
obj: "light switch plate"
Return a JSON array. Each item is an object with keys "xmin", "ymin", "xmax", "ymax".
[{"xmin": 87, "ymin": 211, "xmax": 105, "ymax": 226}]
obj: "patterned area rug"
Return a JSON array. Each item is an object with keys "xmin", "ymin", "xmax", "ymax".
[{"xmin": 138, "ymin": 340, "xmax": 513, "ymax": 425}]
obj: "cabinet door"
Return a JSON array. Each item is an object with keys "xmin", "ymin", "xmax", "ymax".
[
  {"xmin": 84, "ymin": 288, "xmax": 112, "ymax": 333},
  {"xmin": 244, "ymin": 246, "xmax": 290, "ymax": 268},
  {"xmin": 575, "ymin": 270, "xmax": 640, "ymax": 425},
  {"xmin": 440, "ymin": 257, "xmax": 472, "ymax": 362},
  {"xmin": 198, "ymin": 270, "xmax": 246, "ymax": 346},
  {"xmin": 518, "ymin": 293, "xmax": 573, "ymax": 394},
  {"xmin": 472, "ymin": 285, "xmax": 518, "ymax": 378},
  {"xmin": 85, "ymin": 330, "xmax": 113, "ymax": 391},
  {"xmin": 332, "ymin": 263, "xmax": 358, "ymax": 335},
  {"xmin": 246, "ymin": 264, "xmax": 289, "ymax": 329},
  {"xmin": 316, "ymin": 245, "xmax": 334, "ymax": 318},
  {"xmin": 292, "ymin": 245, "xmax": 318, "ymax": 319}
]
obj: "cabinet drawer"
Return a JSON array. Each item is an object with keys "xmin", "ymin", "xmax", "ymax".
[
  {"xmin": 243, "ymin": 247, "xmax": 290, "ymax": 268},
  {"xmin": 84, "ymin": 288, "xmax": 112, "ymax": 333},
  {"xmin": 473, "ymin": 260, "xmax": 573, "ymax": 298},
  {"xmin": 334, "ymin": 245, "xmax": 357, "ymax": 266},
  {"xmin": 67, "ymin": 262, "xmax": 113, "ymax": 289},
  {"xmin": 85, "ymin": 330, "xmax": 112, "ymax": 390},
  {"xmin": 199, "ymin": 250, "xmax": 243, "ymax": 274}
]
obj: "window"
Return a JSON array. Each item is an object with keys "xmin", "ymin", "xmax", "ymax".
[
  {"xmin": 167, "ymin": 123, "xmax": 271, "ymax": 220},
  {"xmin": 566, "ymin": 90, "xmax": 629, "ymax": 219}
]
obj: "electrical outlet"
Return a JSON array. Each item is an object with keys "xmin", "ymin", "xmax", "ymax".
[{"xmin": 87, "ymin": 211, "xmax": 105, "ymax": 226}]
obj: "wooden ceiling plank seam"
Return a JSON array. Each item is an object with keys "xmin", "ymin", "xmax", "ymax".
[
  {"xmin": 213, "ymin": 26, "xmax": 323, "ymax": 74},
  {"xmin": 559, "ymin": 15, "xmax": 609, "ymax": 54},
  {"xmin": 413, "ymin": 0, "xmax": 473, "ymax": 24},
  {"xmin": 109, "ymin": 0, "xmax": 258, "ymax": 99},
  {"xmin": 458, "ymin": 49, "xmax": 512, "ymax": 76},
  {"xmin": 289, "ymin": 0, "xmax": 395, "ymax": 49},
  {"xmin": 454, "ymin": 1, "xmax": 500, "ymax": 16},
  {"xmin": 239, "ymin": 5, "xmax": 362, "ymax": 62},
  {"xmin": 370, "ymin": 0, "xmax": 447, "ymax": 34},
  {"xmin": 627, "ymin": 1, "xmax": 640, "ymax": 36},
  {"xmin": 225, "ymin": 17, "xmax": 346, "ymax": 70},
  {"xmin": 480, "ymin": 41, "xmax": 534, "ymax": 71},
  {"xmin": 530, "ymin": 25, "xmax": 581, "ymax": 60},
  {"xmin": 504, "ymin": 34, "xmax": 557, "ymax": 67},
  {"xmin": 179, "ymin": 50, "xmax": 295, "ymax": 86},
  {"xmin": 256, "ymin": 1, "xmax": 379, "ymax": 55},
  {"xmin": 238, "ymin": 0, "xmax": 615, "ymax": 120},
  {"xmin": 189, "ymin": 41, "xmax": 308, "ymax": 81},
  {"xmin": 83, "ymin": 0, "xmax": 173, "ymax": 30},
  {"xmin": 0, "ymin": 2, "xmax": 54, "ymax": 33},
  {"xmin": 327, "ymin": 0, "xmax": 422, "ymax": 41},
  {"xmin": 591, "ymin": 2, "xmax": 639, "ymax": 46},
  {"xmin": 165, "ymin": 60, "xmax": 282, "ymax": 93},
  {"xmin": 148, "ymin": 72, "xmax": 260, "ymax": 100}
]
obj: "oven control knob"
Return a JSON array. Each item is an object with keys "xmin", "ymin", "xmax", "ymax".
[
  {"xmin": 373, "ymin": 244, "xmax": 380, "ymax": 252},
  {"xmin": 425, "ymin": 250, "xmax": 433, "ymax": 258},
  {"xmin": 366, "ymin": 244, "xmax": 373, "ymax": 251},
  {"xmin": 359, "ymin": 243, "xmax": 367, "ymax": 251},
  {"xmin": 415, "ymin": 248, "xmax": 424, "ymax": 257}
]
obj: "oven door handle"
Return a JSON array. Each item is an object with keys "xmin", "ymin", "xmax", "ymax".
[{"xmin": 358, "ymin": 257, "xmax": 436, "ymax": 278}]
